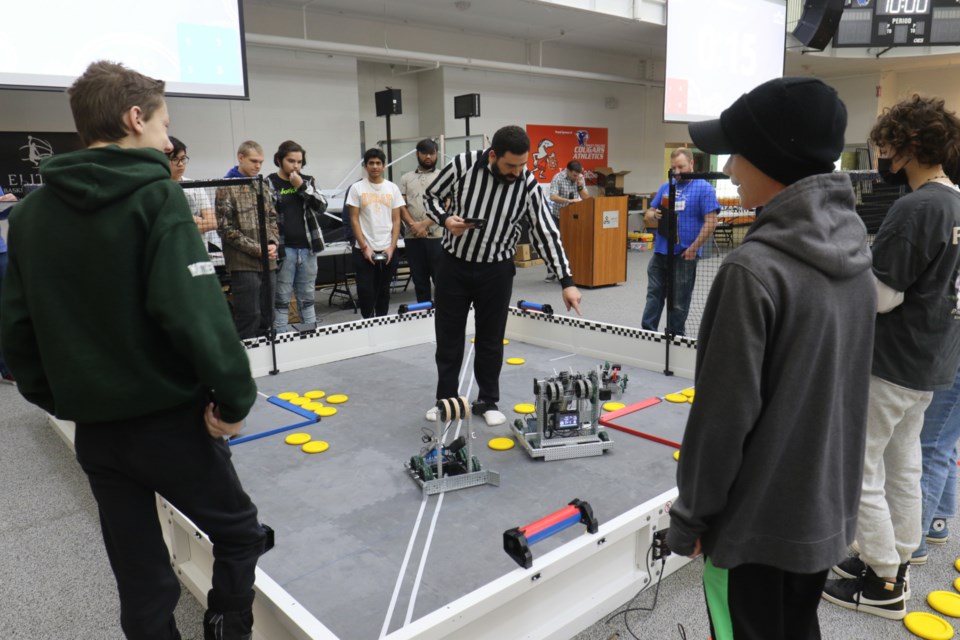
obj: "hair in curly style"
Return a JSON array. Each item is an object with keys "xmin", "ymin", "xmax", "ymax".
[{"xmin": 870, "ymin": 94, "xmax": 960, "ymax": 168}]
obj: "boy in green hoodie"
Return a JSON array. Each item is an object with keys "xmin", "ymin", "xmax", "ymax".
[{"xmin": 0, "ymin": 61, "xmax": 266, "ymax": 640}]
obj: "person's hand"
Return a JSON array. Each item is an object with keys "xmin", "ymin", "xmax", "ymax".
[
  {"xmin": 204, "ymin": 403, "xmax": 244, "ymax": 438},
  {"xmin": 444, "ymin": 215, "xmax": 475, "ymax": 237},
  {"xmin": 644, "ymin": 207, "xmax": 661, "ymax": 227},
  {"xmin": 361, "ymin": 245, "xmax": 375, "ymax": 264},
  {"xmin": 0, "ymin": 193, "xmax": 18, "ymax": 202},
  {"xmin": 562, "ymin": 286, "xmax": 582, "ymax": 316},
  {"xmin": 385, "ymin": 245, "xmax": 395, "ymax": 264},
  {"xmin": 267, "ymin": 243, "xmax": 278, "ymax": 260},
  {"xmin": 415, "ymin": 219, "xmax": 430, "ymax": 238},
  {"xmin": 289, "ymin": 171, "xmax": 304, "ymax": 189},
  {"xmin": 682, "ymin": 246, "xmax": 698, "ymax": 261},
  {"xmin": 689, "ymin": 538, "xmax": 702, "ymax": 559}
]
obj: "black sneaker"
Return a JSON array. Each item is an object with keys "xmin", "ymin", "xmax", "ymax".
[
  {"xmin": 203, "ymin": 609, "xmax": 253, "ymax": 640},
  {"xmin": 822, "ymin": 566, "xmax": 906, "ymax": 620},
  {"xmin": 833, "ymin": 557, "xmax": 910, "ymax": 599}
]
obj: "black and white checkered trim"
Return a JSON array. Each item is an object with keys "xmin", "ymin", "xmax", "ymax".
[
  {"xmin": 243, "ymin": 309, "xmax": 436, "ymax": 350},
  {"xmin": 507, "ymin": 307, "xmax": 697, "ymax": 349}
]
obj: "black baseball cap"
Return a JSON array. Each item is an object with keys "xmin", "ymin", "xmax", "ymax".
[{"xmin": 688, "ymin": 77, "xmax": 847, "ymax": 186}]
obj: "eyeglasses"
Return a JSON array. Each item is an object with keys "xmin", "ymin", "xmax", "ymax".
[{"xmin": 169, "ymin": 155, "xmax": 189, "ymax": 166}]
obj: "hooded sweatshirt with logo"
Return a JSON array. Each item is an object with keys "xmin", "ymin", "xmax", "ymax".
[
  {"xmin": 0, "ymin": 146, "xmax": 256, "ymax": 424},
  {"xmin": 667, "ymin": 173, "xmax": 876, "ymax": 572}
]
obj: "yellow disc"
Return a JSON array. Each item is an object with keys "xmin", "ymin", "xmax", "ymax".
[
  {"xmin": 277, "ymin": 392, "xmax": 299, "ymax": 401},
  {"xmin": 304, "ymin": 390, "xmax": 326, "ymax": 400},
  {"xmin": 689, "ymin": 396, "xmax": 694, "ymax": 404},
  {"xmin": 317, "ymin": 406, "xmax": 338, "ymax": 417},
  {"xmin": 681, "ymin": 388, "xmax": 695, "ymax": 398},
  {"xmin": 603, "ymin": 402, "xmax": 626, "ymax": 412},
  {"xmin": 904, "ymin": 612, "xmax": 954, "ymax": 640},
  {"xmin": 471, "ymin": 337, "xmax": 475, "ymax": 343},
  {"xmin": 665, "ymin": 393, "xmax": 688, "ymax": 403},
  {"xmin": 673, "ymin": 450, "xmax": 680, "ymax": 461},
  {"xmin": 954, "ymin": 576, "xmax": 960, "ymax": 594},
  {"xmin": 488, "ymin": 437, "xmax": 515, "ymax": 451},
  {"xmin": 930, "ymin": 591, "xmax": 960, "ymax": 618},
  {"xmin": 514, "ymin": 403, "xmax": 536, "ymax": 414},
  {"xmin": 302, "ymin": 440, "xmax": 330, "ymax": 454},
  {"xmin": 288, "ymin": 397, "xmax": 309, "ymax": 406},
  {"xmin": 955, "ymin": 557, "xmax": 960, "ymax": 573},
  {"xmin": 506, "ymin": 357, "xmax": 525, "ymax": 365},
  {"xmin": 302, "ymin": 402, "xmax": 324, "ymax": 411},
  {"xmin": 284, "ymin": 433, "xmax": 311, "ymax": 445},
  {"xmin": 326, "ymin": 394, "xmax": 349, "ymax": 404},
  {"xmin": 503, "ymin": 339, "xmax": 510, "ymax": 345}
]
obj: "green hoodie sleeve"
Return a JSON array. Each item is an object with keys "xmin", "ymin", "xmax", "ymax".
[
  {"xmin": 143, "ymin": 213, "xmax": 257, "ymax": 423},
  {"xmin": 0, "ymin": 250, "xmax": 56, "ymax": 413}
]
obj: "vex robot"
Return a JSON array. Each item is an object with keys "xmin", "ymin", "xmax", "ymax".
[{"xmin": 511, "ymin": 363, "xmax": 625, "ymax": 461}]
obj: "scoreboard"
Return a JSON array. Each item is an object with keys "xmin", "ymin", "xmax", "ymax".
[{"xmin": 833, "ymin": 0, "xmax": 960, "ymax": 47}]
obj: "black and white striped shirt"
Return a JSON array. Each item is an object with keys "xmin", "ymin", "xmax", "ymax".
[{"xmin": 424, "ymin": 149, "xmax": 573, "ymax": 285}]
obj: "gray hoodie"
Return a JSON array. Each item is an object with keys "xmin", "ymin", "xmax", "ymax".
[{"xmin": 667, "ymin": 172, "xmax": 876, "ymax": 572}]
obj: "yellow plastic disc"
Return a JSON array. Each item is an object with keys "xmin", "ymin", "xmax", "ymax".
[
  {"xmin": 514, "ymin": 403, "xmax": 536, "ymax": 414},
  {"xmin": 326, "ymin": 394, "xmax": 349, "ymax": 404},
  {"xmin": 288, "ymin": 397, "xmax": 309, "ymax": 406},
  {"xmin": 506, "ymin": 357, "xmax": 525, "ymax": 365},
  {"xmin": 673, "ymin": 450, "xmax": 680, "ymax": 461},
  {"xmin": 304, "ymin": 390, "xmax": 326, "ymax": 400},
  {"xmin": 488, "ymin": 437, "xmax": 515, "ymax": 451},
  {"xmin": 665, "ymin": 393, "xmax": 688, "ymax": 403},
  {"xmin": 904, "ymin": 612, "xmax": 954, "ymax": 640},
  {"xmin": 471, "ymin": 337, "xmax": 475, "ymax": 343},
  {"xmin": 929, "ymin": 591, "xmax": 960, "ymax": 618},
  {"xmin": 503, "ymin": 339, "xmax": 510, "ymax": 345},
  {"xmin": 302, "ymin": 402, "xmax": 324, "ymax": 411},
  {"xmin": 317, "ymin": 406, "xmax": 338, "ymax": 417},
  {"xmin": 681, "ymin": 388, "xmax": 695, "ymax": 398},
  {"xmin": 603, "ymin": 401, "xmax": 626, "ymax": 412},
  {"xmin": 284, "ymin": 433, "xmax": 311, "ymax": 445},
  {"xmin": 302, "ymin": 440, "xmax": 330, "ymax": 454},
  {"xmin": 277, "ymin": 392, "xmax": 299, "ymax": 401},
  {"xmin": 955, "ymin": 576, "xmax": 960, "ymax": 594},
  {"xmin": 955, "ymin": 557, "xmax": 960, "ymax": 573}
]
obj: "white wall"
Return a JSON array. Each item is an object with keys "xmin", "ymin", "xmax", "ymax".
[{"xmin": 825, "ymin": 74, "xmax": 883, "ymax": 146}]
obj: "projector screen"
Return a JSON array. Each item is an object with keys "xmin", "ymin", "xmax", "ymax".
[
  {"xmin": 0, "ymin": 0, "xmax": 248, "ymax": 99},
  {"xmin": 664, "ymin": 0, "xmax": 786, "ymax": 123}
]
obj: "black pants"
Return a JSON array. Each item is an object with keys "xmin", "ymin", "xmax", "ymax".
[
  {"xmin": 230, "ymin": 269, "xmax": 276, "ymax": 339},
  {"xmin": 75, "ymin": 400, "xmax": 266, "ymax": 640},
  {"xmin": 353, "ymin": 248, "xmax": 399, "ymax": 318},
  {"xmin": 434, "ymin": 252, "xmax": 515, "ymax": 404},
  {"xmin": 404, "ymin": 237, "xmax": 443, "ymax": 303},
  {"xmin": 703, "ymin": 558, "xmax": 828, "ymax": 640}
]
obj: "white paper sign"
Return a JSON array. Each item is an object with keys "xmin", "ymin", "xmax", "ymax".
[{"xmin": 602, "ymin": 210, "xmax": 620, "ymax": 229}]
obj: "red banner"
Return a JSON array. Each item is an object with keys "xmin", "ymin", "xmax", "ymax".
[{"xmin": 525, "ymin": 125, "xmax": 608, "ymax": 184}]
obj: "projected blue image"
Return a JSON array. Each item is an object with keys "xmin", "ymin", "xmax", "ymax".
[{"xmin": 177, "ymin": 24, "xmax": 243, "ymax": 86}]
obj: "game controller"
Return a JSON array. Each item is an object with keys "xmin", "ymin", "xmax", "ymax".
[{"xmin": 372, "ymin": 251, "xmax": 387, "ymax": 263}]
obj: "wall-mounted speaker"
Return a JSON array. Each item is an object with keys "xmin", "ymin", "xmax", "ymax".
[
  {"xmin": 454, "ymin": 93, "xmax": 480, "ymax": 119},
  {"xmin": 792, "ymin": 0, "xmax": 844, "ymax": 51},
  {"xmin": 375, "ymin": 88, "xmax": 402, "ymax": 117}
]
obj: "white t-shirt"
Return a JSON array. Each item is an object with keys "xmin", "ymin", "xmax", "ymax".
[{"xmin": 346, "ymin": 179, "xmax": 405, "ymax": 251}]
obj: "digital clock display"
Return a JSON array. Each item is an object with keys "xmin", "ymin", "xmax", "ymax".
[{"xmin": 876, "ymin": 0, "xmax": 931, "ymax": 15}]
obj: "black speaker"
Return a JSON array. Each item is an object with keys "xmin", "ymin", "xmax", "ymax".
[
  {"xmin": 375, "ymin": 88, "xmax": 402, "ymax": 117},
  {"xmin": 454, "ymin": 93, "xmax": 480, "ymax": 119},
  {"xmin": 793, "ymin": 0, "xmax": 844, "ymax": 51}
]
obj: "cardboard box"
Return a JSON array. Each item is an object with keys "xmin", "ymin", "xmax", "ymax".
[
  {"xmin": 514, "ymin": 243, "xmax": 538, "ymax": 262},
  {"xmin": 594, "ymin": 167, "xmax": 631, "ymax": 195}
]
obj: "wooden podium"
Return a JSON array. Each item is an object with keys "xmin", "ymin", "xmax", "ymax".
[{"xmin": 559, "ymin": 196, "xmax": 628, "ymax": 287}]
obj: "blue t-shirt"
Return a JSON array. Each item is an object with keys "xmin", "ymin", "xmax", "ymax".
[{"xmin": 651, "ymin": 178, "xmax": 720, "ymax": 256}]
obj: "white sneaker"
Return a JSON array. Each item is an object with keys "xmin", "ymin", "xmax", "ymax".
[
  {"xmin": 483, "ymin": 409, "xmax": 506, "ymax": 426},
  {"xmin": 425, "ymin": 406, "xmax": 438, "ymax": 421}
]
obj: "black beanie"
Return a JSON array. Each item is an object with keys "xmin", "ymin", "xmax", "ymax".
[{"xmin": 688, "ymin": 77, "xmax": 847, "ymax": 186}]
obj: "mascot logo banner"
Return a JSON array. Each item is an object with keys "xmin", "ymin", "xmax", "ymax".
[{"xmin": 525, "ymin": 125, "xmax": 608, "ymax": 184}]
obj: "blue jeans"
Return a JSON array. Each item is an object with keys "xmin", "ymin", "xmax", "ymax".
[
  {"xmin": 917, "ymin": 369, "xmax": 960, "ymax": 555},
  {"xmin": 274, "ymin": 247, "xmax": 318, "ymax": 333},
  {"xmin": 641, "ymin": 252, "xmax": 698, "ymax": 336},
  {"xmin": 0, "ymin": 251, "xmax": 8, "ymax": 375}
]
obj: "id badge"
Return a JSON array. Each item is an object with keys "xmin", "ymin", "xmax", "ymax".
[{"xmin": 675, "ymin": 199, "xmax": 686, "ymax": 212}]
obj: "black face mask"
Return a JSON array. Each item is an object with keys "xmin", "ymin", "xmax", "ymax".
[{"xmin": 877, "ymin": 158, "xmax": 910, "ymax": 186}]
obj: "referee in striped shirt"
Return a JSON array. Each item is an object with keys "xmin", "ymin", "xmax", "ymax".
[{"xmin": 423, "ymin": 125, "xmax": 582, "ymax": 426}]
